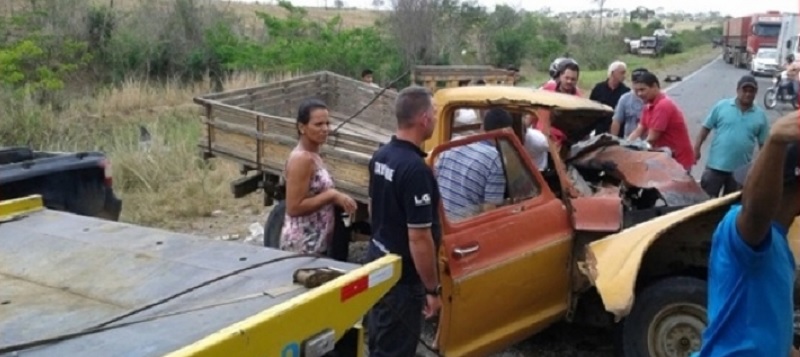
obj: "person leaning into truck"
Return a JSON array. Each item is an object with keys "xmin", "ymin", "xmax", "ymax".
[
  {"xmin": 627, "ymin": 71, "xmax": 695, "ymax": 172},
  {"xmin": 610, "ymin": 67, "xmax": 648, "ymax": 139},
  {"xmin": 366, "ymin": 86, "xmax": 442, "ymax": 357},
  {"xmin": 434, "ymin": 108, "xmax": 512, "ymax": 221},
  {"xmin": 280, "ymin": 99, "xmax": 357, "ymax": 255},
  {"xmin": 692, "ymin": 111, "xmax": 800, "ymax": 357}
]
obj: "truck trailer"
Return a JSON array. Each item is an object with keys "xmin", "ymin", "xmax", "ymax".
[
  {"xmin": 776, "ymin": 13, "xmax": 800, "ymax": 65},
  {"xmin": 722, "ymin": 11, "xmax": 783, "ymax": 68}
]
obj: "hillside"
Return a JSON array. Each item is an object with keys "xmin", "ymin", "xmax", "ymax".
[{"xmin": 2, "ymin": 0, "xmax": 712, "ymax": 32}]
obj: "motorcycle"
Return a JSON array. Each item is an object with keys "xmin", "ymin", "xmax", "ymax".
[{"xmin": 764, "ymin": 71, "xmax": 799, "ymax": 110}]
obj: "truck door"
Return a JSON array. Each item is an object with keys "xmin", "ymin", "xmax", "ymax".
[{"xmin": 429, "ymin": 131, "xmax": 574, "ymax": 357}]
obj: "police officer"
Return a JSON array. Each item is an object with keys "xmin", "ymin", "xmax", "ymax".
[{"xmin": 366, "ymin": 86, "xmax": 442, "ymax": 357}]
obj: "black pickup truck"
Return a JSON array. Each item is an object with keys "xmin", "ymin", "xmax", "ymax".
[{"xmin": 0, "ymin": 146, "xmax": 122, "ymax": 220}]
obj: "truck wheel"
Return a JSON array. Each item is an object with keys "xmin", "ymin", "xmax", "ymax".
[
  {"xmin": 622, "ymin": 276, "xmax": 707, "ymax": 357},
  {"xmin": 263, "ymin": 200, "xmax": 286, "ymax": 248}
]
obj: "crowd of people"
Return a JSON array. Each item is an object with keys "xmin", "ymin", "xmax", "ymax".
[
  {"xmin": 269, "ymin": 58, "xmax": 799, "ymax": 356},
  {"xmin": 541, "ymin": 57, "xmax": 772, "ymax": 197}
]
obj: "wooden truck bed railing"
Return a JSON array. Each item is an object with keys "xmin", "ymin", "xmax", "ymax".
[{"xmin": 194, "ymin": 71, "xmax": 398, "ymax": 203}]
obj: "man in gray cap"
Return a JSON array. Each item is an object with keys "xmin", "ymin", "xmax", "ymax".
[
  {"xmin": 693, "ymin": 75, "xmax": 770, "ymax": 197},
  {"xmin": 692, "ymin": 111, "xmax": 800, "ymax": 357}
]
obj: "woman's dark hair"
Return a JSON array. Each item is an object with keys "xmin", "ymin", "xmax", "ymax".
[
  {"xmin": 632, "ymin": 71, "xmax": 660, "ymax": 87},
  {"xmin": 296, "ymin": 98, "xmax": 328, "ymax": 136}
]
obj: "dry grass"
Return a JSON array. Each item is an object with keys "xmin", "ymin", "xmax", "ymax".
[{"xmin": 0, "ymin": 71, "xmax": 283, "ymax": 233}]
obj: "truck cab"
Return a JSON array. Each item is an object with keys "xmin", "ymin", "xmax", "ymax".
[{"xmin": 421, "ymin": 86, "xmax": 728, "ymax": 356}]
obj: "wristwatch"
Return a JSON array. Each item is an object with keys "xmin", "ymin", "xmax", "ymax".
[{"xmin": 426, "ymin": 285, "xmax": 442, "ymax": 296}]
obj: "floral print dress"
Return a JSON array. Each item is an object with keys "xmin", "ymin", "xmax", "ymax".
[{"xmin": 279, "ymin": 150, "xmax": 335, "ymax": 254}]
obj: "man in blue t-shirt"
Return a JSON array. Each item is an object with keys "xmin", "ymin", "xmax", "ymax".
[{"xmin": 693, "ymin": 111, "xmax": 800, "ymax": 357}]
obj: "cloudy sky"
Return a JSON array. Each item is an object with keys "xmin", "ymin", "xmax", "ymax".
[{"xmin": 235, "ymin": 0, "xmax": 796, "ymax": 18}]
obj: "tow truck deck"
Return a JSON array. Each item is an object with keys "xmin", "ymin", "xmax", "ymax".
[{"xmin": 0, "ymin": 195, "xmax": 400, "ymax": 356}]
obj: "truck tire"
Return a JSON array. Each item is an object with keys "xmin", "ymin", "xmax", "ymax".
[
  {"xmin": 263, "ymin": 200, "xmax": 286, "ymax": 248},
  {"xmin": 621, "ymin": 276, "xmax": 707, "ymax": 357}
]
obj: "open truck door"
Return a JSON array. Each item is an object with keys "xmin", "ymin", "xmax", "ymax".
[{"xmin": 427, "ymin": 131, "xmax": 574, "ymax": 357}]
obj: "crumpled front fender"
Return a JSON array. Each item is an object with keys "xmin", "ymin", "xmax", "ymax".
[{"xmin": 578, "ymin": 193, "xmax": 741, "ymax": 319}]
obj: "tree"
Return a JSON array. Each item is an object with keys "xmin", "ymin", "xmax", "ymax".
[
  {"xmin": 592, "ymin": 0, "xmax": 606, "ymax": 37},
  {"xmin": 371, "ymin": 0, "xmax": 384, "ymax": 9},
  {"xmin": 334, "ymin": 0, "xmax": 345, "ymax": 8},
  {"xmin": 387, "ymin": 0, "xmax": 439, "ymax": 65}
]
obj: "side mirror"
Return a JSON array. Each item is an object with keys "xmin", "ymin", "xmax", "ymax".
[{"xmin": 788, "ymin": 40, "xmax": 792, "ymax": 49}]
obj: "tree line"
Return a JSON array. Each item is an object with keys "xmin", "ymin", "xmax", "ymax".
[{"xmin": 0, "ymin": 0, "xmax": 720, "ymax": 102}]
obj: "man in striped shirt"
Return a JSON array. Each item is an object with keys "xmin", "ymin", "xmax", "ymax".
[{"xmin": 434, "ymin": 108, "xmax": 512, "ymax": 221}]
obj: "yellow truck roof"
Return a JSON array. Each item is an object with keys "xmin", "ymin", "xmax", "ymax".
[
  {"xmin": 433, "ymin": 85, "xmax": 614, "ymax": 112},
  {"xmin": 0, "ymin": 195, "xmax": 400, "ymax": 357}
]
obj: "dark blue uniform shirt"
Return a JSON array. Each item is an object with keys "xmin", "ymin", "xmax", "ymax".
[{"xmin": 368, "ymin": 136, "xmax": 441, "ymax": 285}]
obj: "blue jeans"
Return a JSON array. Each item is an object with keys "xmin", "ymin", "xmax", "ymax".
[{"xmin": 365, "ymin": 244, "xmax": 425, "ymax": 357}]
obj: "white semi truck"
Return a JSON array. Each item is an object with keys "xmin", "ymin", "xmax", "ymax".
[{"xmin": 776, "ymin": 13, "xmax": 799, "ymax": 64}]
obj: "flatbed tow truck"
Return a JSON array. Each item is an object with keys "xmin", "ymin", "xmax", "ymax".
[{"xmin": 0, "ymin": 195, "xmax": 400, "ymax": 357}]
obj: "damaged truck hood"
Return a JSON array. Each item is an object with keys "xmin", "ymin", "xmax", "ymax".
[
  {"xmin": 569, "ymin": 135, "xmax": 709, "ymax": 206},
  {"xmin": 578, "ymin": 193, "xmax": 740, "ymax": 319}
]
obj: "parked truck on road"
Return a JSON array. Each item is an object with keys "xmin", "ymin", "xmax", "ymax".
[
  {"xmin": 722, "ymin": 11, "xmax": 783, "ymax": 68},
  {"xmin": 776, "ymin": 13, "xmax": 800, "ymax": 64}
]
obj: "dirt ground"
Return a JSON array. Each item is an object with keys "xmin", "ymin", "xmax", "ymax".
[{"xmin": 169, "ymin": 49, "xmax": 720, "ymax": 356}]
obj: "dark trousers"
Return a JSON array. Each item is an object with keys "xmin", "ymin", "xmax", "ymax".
[
  {"xmin": 700, "ymin": 167, "xmax": 740, "ymax": 197},
  {"xmin": 327, "ymin": 206, "xmax": 350, "ymax": 262},
  {"xmin": 365, "ymin": 243, "xmax": 424, "ymax": 357}
]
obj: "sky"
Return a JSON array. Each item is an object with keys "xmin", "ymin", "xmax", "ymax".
[{"xmin": 234, "ymin": 0, "xmax": 797, "ymax": 18}]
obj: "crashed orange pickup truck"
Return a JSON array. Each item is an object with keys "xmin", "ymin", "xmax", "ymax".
[{"xmin": 423, "ymin": 86, "xmax": 800, "ymax": 357}]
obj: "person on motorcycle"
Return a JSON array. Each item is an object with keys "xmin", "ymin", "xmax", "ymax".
[
  {"xmin": 541, "ymin": 58, "xmax": 582, "ymax": 96},
  {"xmin": 779, "ymin": 54, "xmax": 799, "ymax": 97}
]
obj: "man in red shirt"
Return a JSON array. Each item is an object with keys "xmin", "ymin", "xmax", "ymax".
[
  {"xmin": 627, "ymin": 71, "xmax": 695, "ymax": 171},
  {"xmin": 540, "ymin": 60, "xmax": 584, "ymax": 96},
  {"xmin": 539, "ymin": 59, "xmax": 583, "ymax": 147}
]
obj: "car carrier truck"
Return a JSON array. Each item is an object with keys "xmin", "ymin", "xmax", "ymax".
[{"xmin": 723, "ymin": 11, "xmax": 783, "ymax": 68}]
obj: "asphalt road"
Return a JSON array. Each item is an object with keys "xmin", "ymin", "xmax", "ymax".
[{"xmin": 664, "ymin": 56, "xmax": 787, "ymax": 179}]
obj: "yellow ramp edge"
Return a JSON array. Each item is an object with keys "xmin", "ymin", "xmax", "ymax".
[
  {"xmin": 0, "ymin": 195, "xmax": 44, "ymax": 222},
  {"xmin": 168, "ymin": 254, "xmax": 402, "ymax": 357}
]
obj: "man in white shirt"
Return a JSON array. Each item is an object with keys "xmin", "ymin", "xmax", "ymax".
[{"xmin": 522, "ymin": 114, "xmax": 549, "ymax": 171}]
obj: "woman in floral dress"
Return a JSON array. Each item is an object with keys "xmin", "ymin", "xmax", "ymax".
[{"xmin": 280, "ymin": 99, "xmax": 357, "ymax": 254}]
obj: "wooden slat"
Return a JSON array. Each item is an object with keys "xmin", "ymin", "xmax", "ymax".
[
  {"xmin": 196, "ymin": 73, "xmax": 325, "ymax": 102},
  {"xmin": 195, "ymin": 70, "xmax": 406, "ymax": 200},
  {"xmin": 222, "ymin": 80, "xmax": 328, "ymax": 107}
]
